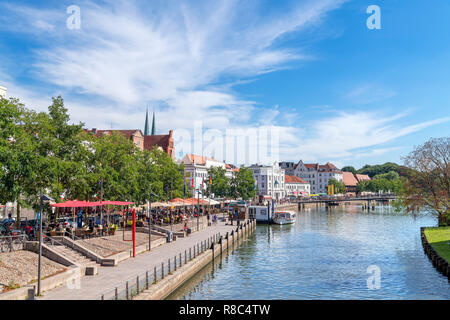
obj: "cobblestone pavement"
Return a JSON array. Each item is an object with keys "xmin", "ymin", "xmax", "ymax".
[
  {"xmin": 0, "ymin": 251, "xmax": 66, "ymax": 293},
  {"xmin": 39, "ymin": 221, "xmax": 236, "ymax": 300}
]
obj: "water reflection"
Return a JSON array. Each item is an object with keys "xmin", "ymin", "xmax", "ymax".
[{"xmin": 168, "ymin": 205, "xmax": 450, "ymax": 300}]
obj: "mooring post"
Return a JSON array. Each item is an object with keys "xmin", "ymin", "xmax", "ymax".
[{"xmin": 136, "ymin": 276, "xmax": 139, "ymax": 294}]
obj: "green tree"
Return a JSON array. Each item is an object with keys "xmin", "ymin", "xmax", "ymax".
[
  {"xmin": 205, "ymin": 167, "xmax": 230, "ymax": 198},
  {"xmin": 373, "ymin": 170, "xmax": 400, "ymax": 181},
  {"xmin": 400, "ymin": 137, "xmax": 450, "ymax": 226},
  {"xmin": 341, "ymin": 166, "xmax": 357, "ymax": 174},
  {"xmin": 328, "ymin": 178, "xmax": 346, "ymax": 194},
  {"xmin": 230, "ymin": 167, "xmax": 256, "ymax": 200},
  {"xmin": 0, "ymin": 98, "xmax": 39, "ymax": 225},
  {"xmin": 357, "ymin": 162, "xmax": 401, "ymax": 178},
  {"xmin": 25, "ymin": 96, "xmax": 85, "ymax": 203},
  {"xmin": 152, "ymin": 149, "xmax": 185, "ymax": 201}
]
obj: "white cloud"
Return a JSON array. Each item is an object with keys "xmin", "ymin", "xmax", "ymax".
[
  {"xmin": 345, "ymin": 83, "xmax": 396, "ymax": 104},
  {"xmin": 281, "ymin": 111, "xmax": 450, "ymax": 163},
  {"xmin": 2, "ymin": 0, "xmax": 448, "ymax": 167}
]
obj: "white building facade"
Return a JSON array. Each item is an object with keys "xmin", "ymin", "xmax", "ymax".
[
  {"xmin": 285, "ymin": 175, "xmax": 310, "ymax": 196},
  {"xmin": 248, "ymin": 162, "xmax": 286, "ymax": 200},
  {"xmin": 293, "ymin": 161, "xmax": 343, "ymax": 194}
]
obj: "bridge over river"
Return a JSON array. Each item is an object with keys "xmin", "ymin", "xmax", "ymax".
[{"xmin": 276, "ymin": 194, "xmax": 397, "ymax": 210}]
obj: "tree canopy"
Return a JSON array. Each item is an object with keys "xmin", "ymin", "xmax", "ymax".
[
  {"xmin": 400, "ymin": 137, "xmax": 449, "ymax": 226},
  {"xmin": 0, "ymin": 96, "xmax": 187, "ymax": 218}
]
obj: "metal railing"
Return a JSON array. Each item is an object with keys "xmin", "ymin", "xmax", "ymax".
[
  {"xmin": 0, "ymin": 234, "xmax": 27, "ymax": 252},
  {"xmin": 99, "ymin": 231, "xmax": 224, "ymax": 300}
]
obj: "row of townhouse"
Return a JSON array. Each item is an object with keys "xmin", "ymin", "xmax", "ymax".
[
  {"xmin": 280, "ymin": 160, "xmax": 343, "ymax": 194},
  {"xmin": 248, "ymin": 162, "xmax": 310, "ymax": 201}
]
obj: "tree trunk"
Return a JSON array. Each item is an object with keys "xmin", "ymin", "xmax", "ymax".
[
  {"xmin": 15, "ymin": 203, "xmax": 20, "ymax": 229},
  {"xmin": 438, "ymin": 214, "xmax": 447, "ymax": 227}
]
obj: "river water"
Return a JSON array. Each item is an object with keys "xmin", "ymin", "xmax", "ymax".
[{"xmin": 167, "ymin": 204, "xmax": 450, "ymax": 300}]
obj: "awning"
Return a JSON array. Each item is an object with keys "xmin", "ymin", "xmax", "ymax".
[
  {"xmin": 89, "ymin": 201, "xmax": 134, "ymax": 206},
  {"xmin": 51, "ymin": 200, "xmax": 134, "ymax": 208},
  {"xmin": 51, "ymin": 200, "xmax": 92, "ymax": 208}
]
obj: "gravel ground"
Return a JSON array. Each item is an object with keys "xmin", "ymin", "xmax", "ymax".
[
  {"xmin": 0, "ymin": 250, "xmax": 66, "ymax": 293},
  {"xmin": 79, "ymin": 231, "xmax": 163, "ymax": 257}
]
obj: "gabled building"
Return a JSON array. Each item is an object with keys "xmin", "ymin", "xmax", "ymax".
[
  {"xmin": 90, "ymin": 129, "xmax": 145, "ymax": 151},
  {"xmin": 355, "ymin": 174, "xmax": 371, "ymax": 183},
  {"xmin": 279, "ymin": 161, "xmax": 296, "ymax": 176},
  {"xmin": 85, "ymin": 111, "xmax": 175, "ymax": 158},
  {"xmin": 144, "ymin": 131, "xmax": 174, "ymax": 159},
  {"xmin": 342, "ymin": 172, "xmax": 359, "ymax": 196},
  {"xmin": 293, "ymin": 160, "xmax": 343, "ymax": 194}
]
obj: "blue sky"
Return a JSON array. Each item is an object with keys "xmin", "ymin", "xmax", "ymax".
[{"xmin": 0, "ymin": 0, "xmax": 449, "ymax": 168}]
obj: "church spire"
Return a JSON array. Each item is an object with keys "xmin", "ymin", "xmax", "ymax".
[
  {"xmin": 151, "ymin": 110, "xmax": 156, "ymax": 135},
  {"xmin": 144, "ymin": 108, "xmax": 150, "ymax": 135}
]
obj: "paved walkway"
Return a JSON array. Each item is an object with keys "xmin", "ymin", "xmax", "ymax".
[{"xmin": 39, "ymin": 221, "xmax": 235, "ymax": 300}]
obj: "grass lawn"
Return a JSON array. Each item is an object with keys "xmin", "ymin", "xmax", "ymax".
[{"xmin": 424, "ymin": 226, "xmax": 450, "ymax": 263}]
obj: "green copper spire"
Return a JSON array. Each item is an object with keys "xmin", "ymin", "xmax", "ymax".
[
  {"xmin": 144, "ymin": 108, "xmax": 150, "ymax": 135},
  {"xmin": 151, "ymin": 110, "xmax": 156, "ymax": 135}
]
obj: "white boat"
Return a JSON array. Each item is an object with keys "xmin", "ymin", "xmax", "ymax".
[{"xmin": 273, "ymin": 211, "xmax": 296, "ymax": 225}]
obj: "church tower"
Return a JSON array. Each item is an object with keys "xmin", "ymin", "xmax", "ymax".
[
  {"xmin": 151, "ymin": 111, "xmax": 156, "ymax": 135},
  {"xmin": 144, "ymin": 108, "xmax": 150, "ymax": 135}
]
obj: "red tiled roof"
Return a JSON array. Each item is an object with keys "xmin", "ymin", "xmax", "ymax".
[
  {"xmin": 319, "ymin": 162, "xmax": 340, "ymax": 172},
  {"xmin": 186, "ymin": 154, "xmax": 216, "ymax": 165},
  {"xmin": 285, "ymin": 175, "xmax": 308, "ymax": 184},
  {"xmin": 355, "ymin": 174, "xmax": 371, "ymax": 182},
  {"xmin": 342, "ymin": 172, "xmax": 358, "ymax": 187},
  {"xmin": 144, "ymin": 134, "xmax": 170, "ymax": 152},
  {"xmin": 304, "ymin": 163, "xmax": 318, "ymax": 169},
  {"xmin": 93, "ymin": 129, "xmax": 143, "ymax": 139}
]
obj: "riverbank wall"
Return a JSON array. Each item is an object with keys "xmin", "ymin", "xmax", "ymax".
[
  {"xmin": 421, "ymin": 227, "xmax": 450, "ymax": 279},
  {"xmin": 133, "ymin": 220, "xmax": 256, "ymax": 300}
]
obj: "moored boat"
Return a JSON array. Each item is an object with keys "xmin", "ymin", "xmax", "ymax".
[{"xmin": 273, "ymin": 210, "xmax": 296, "ymax": 225}]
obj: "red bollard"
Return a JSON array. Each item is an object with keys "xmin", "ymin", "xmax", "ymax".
[{"xmin": 132, "ymin": 209, "xmax": 136, "ymax": 258}]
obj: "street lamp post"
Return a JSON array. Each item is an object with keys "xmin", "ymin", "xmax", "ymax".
[
  {"xmin": 147, "ymin": 199, "xmax": 151, "ymax": 251},
  {"xmin": 100, "ymin": 179, "xmax": 103, "ymax": 236},
  {"xmin": 37, "ymin": 190, "xmax": 43, "ymax": 296},
  {"xmin": 37, "ymin": 192, "xmax": 53, "ymax": 297}
]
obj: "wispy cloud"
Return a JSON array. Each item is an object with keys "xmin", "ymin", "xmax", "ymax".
[
  {"xmin": 1, "ymin": 0, "xmax": 448, "ymax": 167},
  {"xmin": 280, "ymin": 111, "xmax": 450, "ymax": 163},
  {"xmin": 345, "ymin": 83, "xmax": 396, "ymax": 105}
]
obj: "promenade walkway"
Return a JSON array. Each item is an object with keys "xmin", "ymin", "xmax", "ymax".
[{"xmin": 38, "ymin": 220, "xmax": 236, "ymax": 300}]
